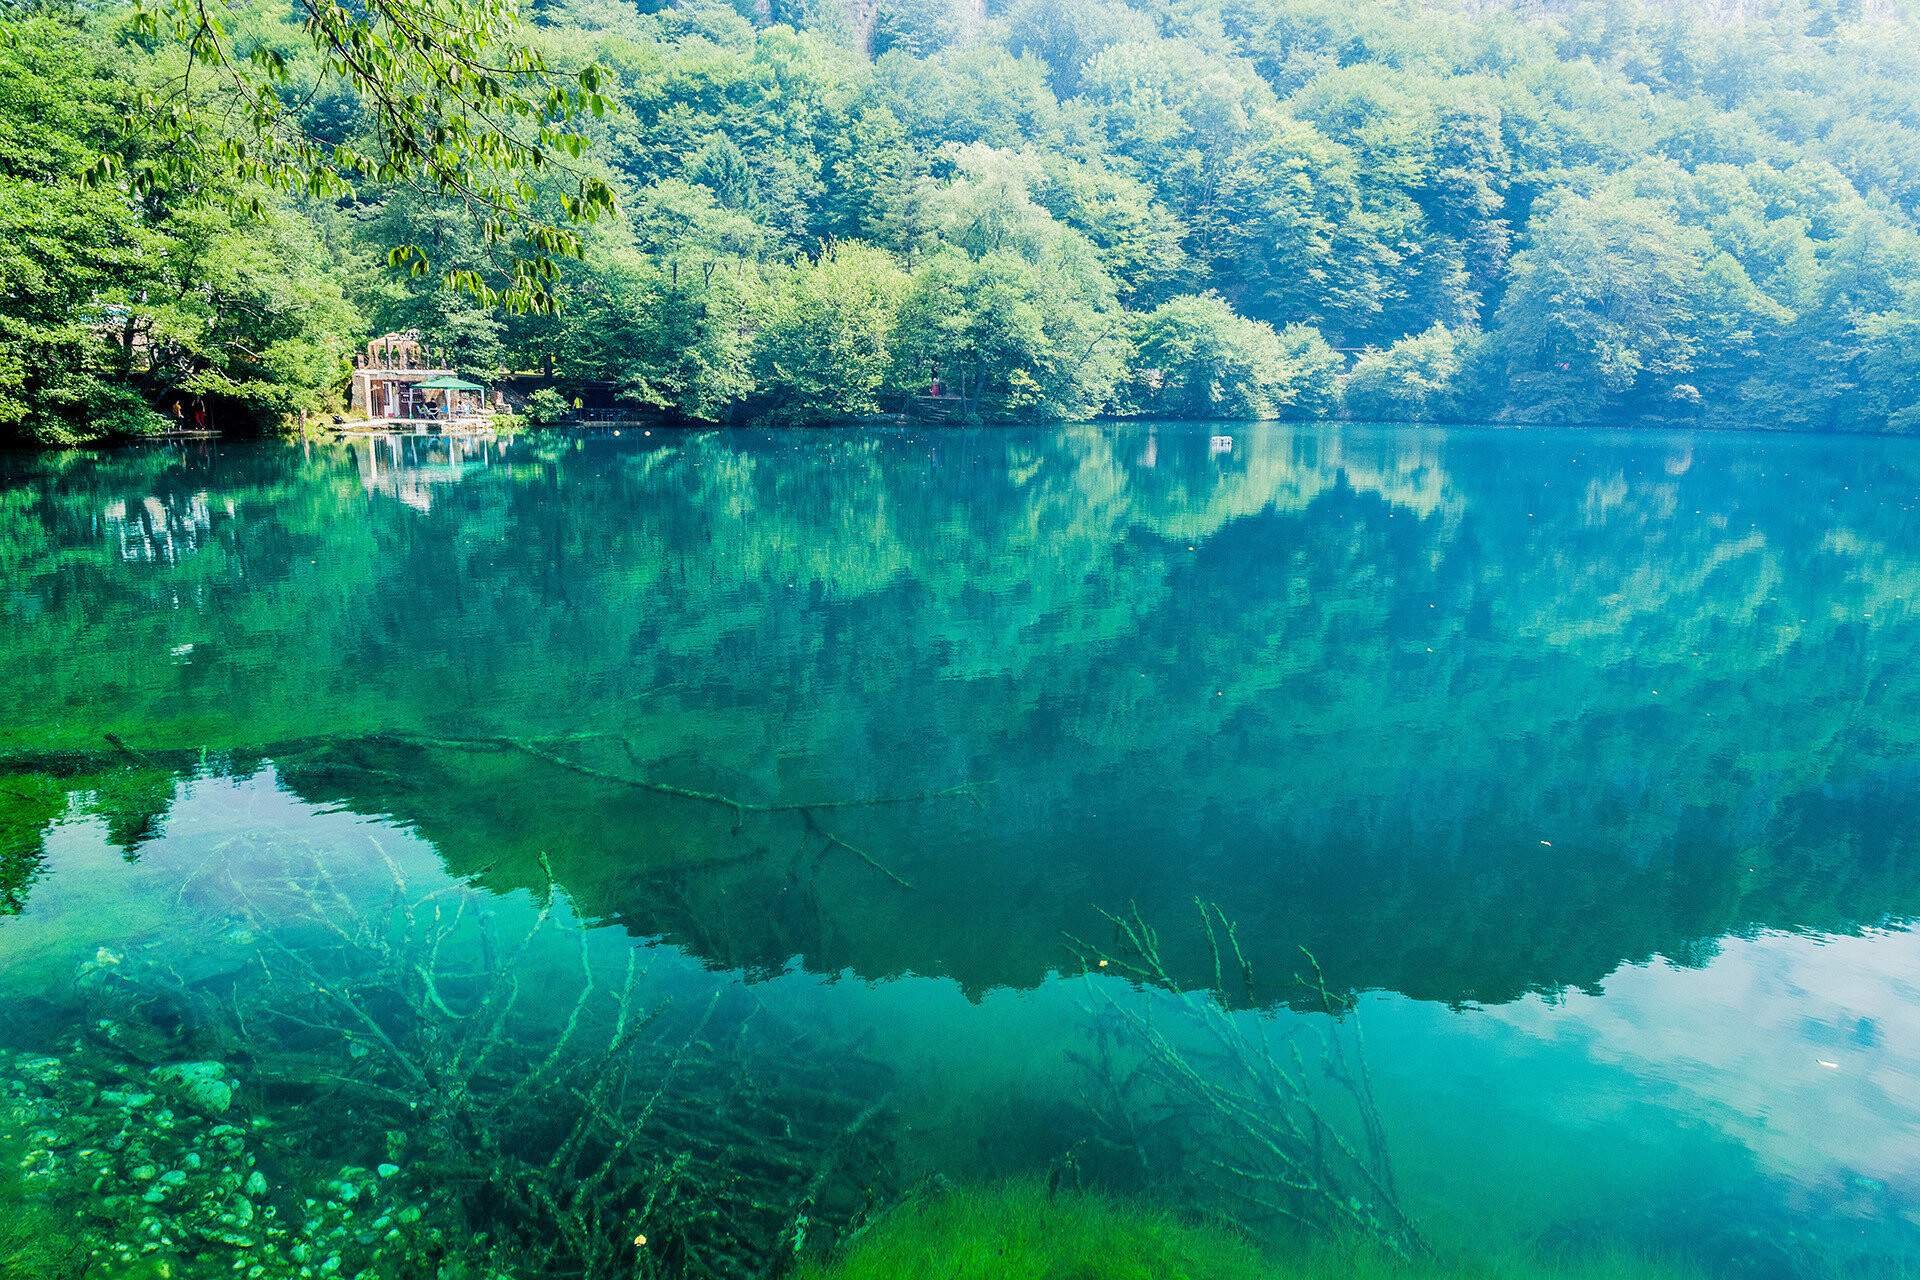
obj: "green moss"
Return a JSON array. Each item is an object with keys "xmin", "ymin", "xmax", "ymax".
[
  {"xmin": 795, "ymin": 1180, "xmax": 1269, "ymax": 1280},
  {"xmin": 0, "ymin": 1204, "xmax": 81, "ymax": 1279},
  {"xmin": 799, "ymin": 1182, "xmax": 1705, "ymax": 1280}
]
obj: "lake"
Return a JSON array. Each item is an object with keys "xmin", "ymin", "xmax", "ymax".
[{"xmin": 2, "ymin": 422, "xmax": 1917, "ymax": 1279}]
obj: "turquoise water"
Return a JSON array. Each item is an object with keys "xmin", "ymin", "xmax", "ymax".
[{"xmin": 2, "ymin": 423, "xmax": 1918, "ymax": 1277}]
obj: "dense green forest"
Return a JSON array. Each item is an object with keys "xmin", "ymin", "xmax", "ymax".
[{"xmin": 5, "ymin": 0, "xmax": 1920, "ymax": 442}]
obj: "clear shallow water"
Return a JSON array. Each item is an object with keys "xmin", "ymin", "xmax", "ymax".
[{"xmin": 2, "ymin": 423, "xmax": 1918, "ymax": 1278}]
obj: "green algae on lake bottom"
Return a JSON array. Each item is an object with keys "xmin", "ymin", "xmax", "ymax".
[
  {"xmin": 3, "ymin": 424, "xmax": 1920, "ymax": 1278},
  {"xmin": 793, "ymin": 1181, "xmax": 1276, "ymax": 1280},
  {"xmin": 796, "ymin": 1181, "xmax": 1708, "ymax": 1280}
]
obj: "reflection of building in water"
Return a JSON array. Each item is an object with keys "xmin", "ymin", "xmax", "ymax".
[
  {"xmin": 351, "ymin": 432, "xmax": 506, "ymax": 512},
  {"xmin": 347, "ymin": 332, "xmax": 500, "ymax": 425}
]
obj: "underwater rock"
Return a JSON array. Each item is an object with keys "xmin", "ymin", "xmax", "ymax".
[
  {"xmin": 2, "ymin": 1046, "xmax": 451, "ymax": 1280},
  {"xmin": 12, "ymin": 1053, "xmax": 61, "ymax": 1086},
  {"xmin": 151, "ymin": 1060, "xmax": 234, "ymax": 1115},
  {"xmin": 101, "ymin": 1088, "xmax": 155, "ymax": 1110}
]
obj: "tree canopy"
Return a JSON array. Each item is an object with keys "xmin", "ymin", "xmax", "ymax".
[{"xmin": 5, "ymin": 0, "xmax": 1920, "ymax": 441}]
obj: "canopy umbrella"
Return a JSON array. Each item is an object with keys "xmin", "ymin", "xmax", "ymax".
[{"xmin": 414, "ymin": 375, "xmax": 486, "ymax": 391}]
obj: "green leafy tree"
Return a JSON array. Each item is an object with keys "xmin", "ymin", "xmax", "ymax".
[
  {"xmin": 1003, "ymin": 0, "xmax": 1154, "ymax": 95},
  {"xmin": 0, "ymin": 17, "xmax": 162, "ymax": 442},
  {"xmin": 1494, "ymin": 191, "xmax": 1712, "ymax": 421},
  {"xmin": 891, "ymin": 247, "xmax": 1126, "ymax": 420},
  {"xmin": 126, "ymin": 0, "xmax": 619, "ymax": 308},
  {"xmin": 1080, "ymin": 37, "xmax": 1278, "ymax": 222},
  {"xmin": 423, "ymin": 295, "xmax": 510, "ymax": 379},
  {"xmin": 754, "ymin": 242, "xmax": 909, "ymax": 423},
  {"xmin": 14, "ymin": 0, "xmax": 1920, "ymax": 438},
  {"xmin": 524, "ymin": 386, "xmax": 571, "ymax": 423},
  {"xmin": 1341, "ymin": 324, "xmax": 1477, "ymax": 422},
  {"xmin": 1200, "ymin": 116, "xmax": 1416, "ymax": 345},
  {"xmin": 1127, "ymin": 293, "xmax": 1337, "ymax": 420},
  {"xmin": 1, "ymin": 15, "xmax": 358, "ymax": 442},
  {"xmin": 1032, "ymin": 156, "xmax": 1193, "ymax": 307}
]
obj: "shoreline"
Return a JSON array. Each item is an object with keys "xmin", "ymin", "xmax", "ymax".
[{"xmin": 8, "ymin": 412, "xmax": 1920, "ymax": 454}]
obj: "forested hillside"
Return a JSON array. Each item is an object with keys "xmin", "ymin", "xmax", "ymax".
[{"xmin": 5, "ymin": 0, "xmax": 1920, "ymax": 442}]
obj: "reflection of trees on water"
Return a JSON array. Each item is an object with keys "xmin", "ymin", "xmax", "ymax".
[{"xmin": 3, "ymin": 426, "xmax": 1920, "ymax": 1007}]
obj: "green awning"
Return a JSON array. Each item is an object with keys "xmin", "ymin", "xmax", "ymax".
[{"xmin": 415, "ymin": 375, "xmax": 485, "ymax": 391}]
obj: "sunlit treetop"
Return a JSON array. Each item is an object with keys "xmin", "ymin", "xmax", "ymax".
[{"xmin": 111, "ymin": 0, "xmax": 618, "ymax": 311}]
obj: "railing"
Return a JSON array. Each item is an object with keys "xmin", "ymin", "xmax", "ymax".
[{"xmin": 338, "ymin": 416, "xmax": 496, "ymax": 432}]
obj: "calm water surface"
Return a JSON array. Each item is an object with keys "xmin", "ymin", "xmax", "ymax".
[{"xmin": 2, "ymin": 423, "xmax": 1918, "ymax": 1278}]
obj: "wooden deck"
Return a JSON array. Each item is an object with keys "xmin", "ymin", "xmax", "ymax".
[{"xmin": 333, "ymin": 416, "xmax": 498, "ymax": 435}]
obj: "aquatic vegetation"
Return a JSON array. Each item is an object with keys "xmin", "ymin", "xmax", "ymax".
[
  {"xmin": 0, "ymin": 1189, "xmax": 88, "ymax": 1280},
  {"xmin": 9, "ymin": 842, "xmax": 900, "ymax": 1280},
  {"xmin": 1067, "ymin": 903, "xmax": 1427, "ymax": 1259},
  {"xmin": 796, "ymin": 1181, "xmax": 1706, "ymax": 1280},
  {"xmin": 793, "ymin": 1180, "xmax": 1272, "ymax": 1280}
]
